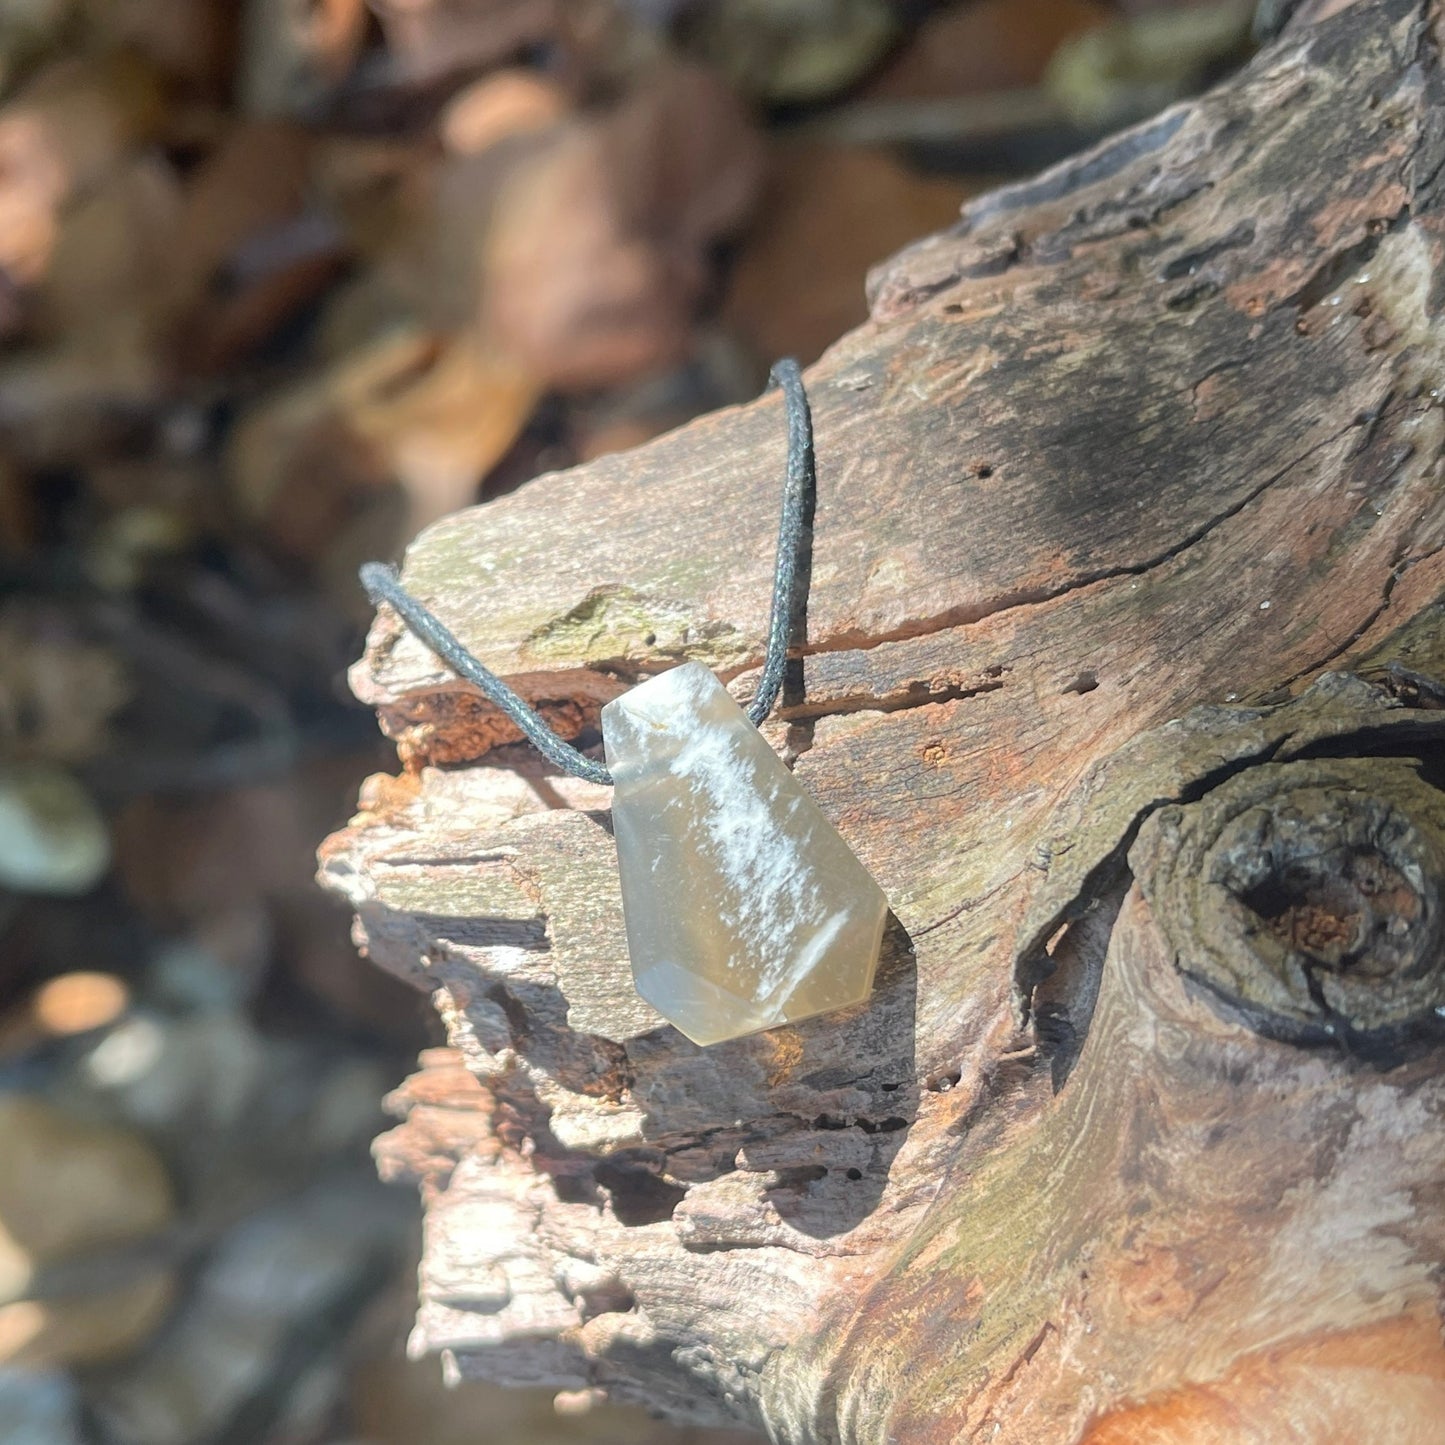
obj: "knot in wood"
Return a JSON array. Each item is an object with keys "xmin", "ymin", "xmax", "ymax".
[{"xmin": 1133, "ymin": 757, "xmax": 1445, "ymax": 1049}]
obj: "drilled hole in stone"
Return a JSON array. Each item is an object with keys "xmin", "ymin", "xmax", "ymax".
[{"xmin": 845, "ymin": 1168, "xmax": 863, "ymax": 1181}]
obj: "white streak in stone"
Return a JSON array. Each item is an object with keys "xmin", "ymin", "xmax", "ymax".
[
  {"xmin": 759, "ymin": 909, "xmax": 849, "ymax": 1010},
  {"xmin": 668, "ymin": 727, "xmax": 811, "ymax": 993}
]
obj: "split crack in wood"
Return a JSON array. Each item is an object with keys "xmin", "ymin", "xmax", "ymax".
[{"xmin": 368, "ymin": 409, "xmax": 1369, "ymax": 768}]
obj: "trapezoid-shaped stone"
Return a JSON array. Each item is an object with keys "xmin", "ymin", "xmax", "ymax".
[{"xmin": 601, "ymin": 662, "xmax": 887, "ymax": 1047}]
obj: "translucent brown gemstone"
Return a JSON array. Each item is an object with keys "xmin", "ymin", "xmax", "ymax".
[{"xmin": 601, "ymin": 663, "xmax": 887, "ymax": 1046}]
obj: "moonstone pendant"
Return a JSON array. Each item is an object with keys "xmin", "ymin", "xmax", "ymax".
[{"xmin": 601, "ymin": 662, "xmax": 887, "ymax": 1046}]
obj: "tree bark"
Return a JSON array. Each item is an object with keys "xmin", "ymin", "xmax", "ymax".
[{"xmin": 319, "ymin": 1, "xmax": 1445, "ymax": 1439}]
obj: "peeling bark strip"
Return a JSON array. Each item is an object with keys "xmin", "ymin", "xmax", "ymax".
[{"xmin": 320, "ymin": 2, "xmax": 1445, "ymax": 1441}]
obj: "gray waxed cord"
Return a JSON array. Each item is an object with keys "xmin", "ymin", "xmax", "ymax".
[{"xmin": 358, "ymin": 358, "xmax": 816, "ymax": 787}]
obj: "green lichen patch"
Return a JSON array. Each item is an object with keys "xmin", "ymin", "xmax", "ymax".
[{"xmin": 524, "ymin": 584, "xmax": 751, "ymax": 672}]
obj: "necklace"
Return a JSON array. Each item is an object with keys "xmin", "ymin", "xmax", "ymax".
[{"xmin": 360, "ymin": 361, "xmax": 887, "ymax": 1046}]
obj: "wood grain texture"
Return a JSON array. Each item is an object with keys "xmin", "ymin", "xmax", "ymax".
[{"xmin": 320, "ymin": 1, "xmax": 1445, "ymax": 1438}]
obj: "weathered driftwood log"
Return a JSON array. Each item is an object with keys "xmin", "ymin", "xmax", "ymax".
[{"xmin": 319, "ymin": 0, "xmax": 1445, "ymax": 1439}]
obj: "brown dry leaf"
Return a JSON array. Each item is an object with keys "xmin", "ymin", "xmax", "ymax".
[
  {"xmin": 37, "ymin": 154, "xmax": 183, "ymax": 339},
  {"xmin": 166, "ymin": 119, "xmax": 349, "ymax": 373},
  {"xmin": 568, "ymin": 329, "xmax": 758, "ymax": 464},
  {"xmin": 171, "ymin": 119, "xmax": 315, "ymax": 295},
  {"xmin": 345, "ymin": 332, "xmax": 540, "ymax": 529},
  {"xmin": 0, "ymin": 454, "xmax": 31, "ymax": 553},
  {"xmin": 311, "ymin": 134, "xmax": 439, "ymax": 271},
  {"xmin": 723, "ymin": 141, "xmax": 969, "ymax": 364},
  {"xmin": 0, "ymin": 54, "xmax": 167, "ymax": 293},
  {"xmin": 0, "ymin": 1094, "xmax": 175, "ymax": 1368},
  {"xmin": 0, "ymin": 311, "xmax": 170, "ymax": 469},
  {"xmin": 176, "ymin": 243, "xmax": 349, "ymax": 377},
  {"xmin": 483, "ymin": 127, "xmax": 693, "ymax": 388},
  {"xmin": 0, "ymin": 0, "xmax": 73, "ymax": 74},
  {"xmin": 439, "ymin": 68, "xmax": 570, "ymax": 156},
  {"xmin": 0, "ymin": 1276, "xmax": 176, "ymax": 1369},
  {"xmin": 0, "ymin": 109, "xmax": 64, "ymax": 294},
  {"xmin": 0, "ymin": 972, "xmax": 132, "ymax": 1061},
  {"xmin": 227, "ymin": 328, "xmax": 539, "ymax": 571},
  {"xmin": 602, "ymin": 60, "xmax": 764, "ymax": 258},
  {"xmin": 8, "ymin": 151, "xmax": 185, "ymax": 461},
  {"xmin": 860, "ymin": 0, "xmax": 1112, "ymax": 101},
  {"xmin": 483, "ymin": 63, "xmax": 761, "ymax": 389},
  {"xmin": 80, "ymin": 0, "xmax": 239, "ymax": 100}
]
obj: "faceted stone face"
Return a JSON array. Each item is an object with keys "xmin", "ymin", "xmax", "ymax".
[{"xmin": 601, "ymin": 662, "xmax": 887, "ymax": 1047}]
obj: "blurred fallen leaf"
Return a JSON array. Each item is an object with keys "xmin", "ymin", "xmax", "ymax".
[
  {"xmin": 0, "ymin": 1093, "xmax": 175, "ymax": 1368},
  {"xmin": 484, "ymin": 62, "xmax": 761, "ymax": 388},
  {"xmin": 439, "ymin": 67, "xmax": 571, "ymax": 156},
  {"xmin": 227, "ymin": 327, "xmax": 539, "ymax": 578},
  {"xmin": 0, "ymin": 54, "xmax": 167, "ymax": 298},
  {"xmin": 724, "ymin": 141, "xmax": 967, "ymax": 365}
]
